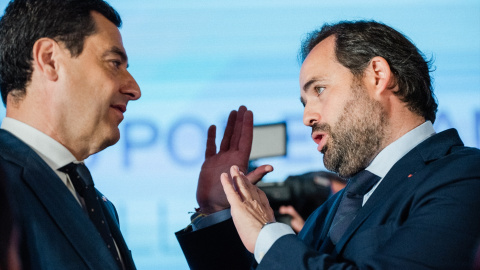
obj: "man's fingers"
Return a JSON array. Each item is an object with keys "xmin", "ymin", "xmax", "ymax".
[
  {"xmin": 229, "ymin": 106, "xmax": 247, "ymax": 150},
  {"xmin": 230, "ymin": 165, "xmax": 255, "ymax": 202},
  {"xmin": 238, "ymin": 109, "xmax": 254, "ymax": 156},
  {"xmin": 279, "ymin": 205, "xmax": 302, "ymax": 219},
  {"xmin": 216, "ymin": 105, "xmax": 251, "ymax": 153},
  {"xmin": 246, "ymin": 165, "xmax": 274, "ymax": 185},
  {"xmin": 205, "ymin": 125, "xmax": 217, "ymax": 158},
  {"xmin": 221, "ymin": 172, "xmax": 242, "ymax": 207},
  {"xmin": 219, "ymin": 110, "xmax": 237, "ymax": 152}
]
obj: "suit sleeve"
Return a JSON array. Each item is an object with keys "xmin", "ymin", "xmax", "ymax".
[{"xmin": 176, "ymin": 218, "xmax": 255, "ymax": 270}]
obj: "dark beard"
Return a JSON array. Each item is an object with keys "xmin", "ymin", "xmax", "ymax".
[{"xmin": 315, "ymin": 84, "xmax": 388, "ymax": 178}]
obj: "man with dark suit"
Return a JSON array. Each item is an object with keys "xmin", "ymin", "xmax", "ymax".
[
  {"xmin": 0, "ymin": 2, "xmax": 274, "ymax": 269},
  {"xmin": 176, "ymin": 21, "xmax": 480, "ymax": 269},
  {"xmin": 0, "ymin": 0, "xmax": 141, "ymax": 268}
]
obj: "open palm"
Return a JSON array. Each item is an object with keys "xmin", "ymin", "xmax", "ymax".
[{"xmin": 196, "ymin": 106, "xmax": 272, "ymax": 214}]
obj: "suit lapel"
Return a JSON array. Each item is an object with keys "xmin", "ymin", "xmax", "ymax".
[
  {"xmin": 314, "ymin": 191, "xmax": 344, "ymax": 253},
  {"xmin": 333, "ymin": 129, "xmax": 463, "ymax": 255},
  {"xmin": 1, "ymin": 131, "xmax": 119, "ymax": 269},
  {"xmin": 299, "ymin": 190, "xmax": 344, "ymax": 252},
  {"xmin": 317, "ymin": 191, "xmax": 343, "ymax": 252},
  {"xmin": 100, "ymin": 197, "xmax": 136, "ymax": 269}
]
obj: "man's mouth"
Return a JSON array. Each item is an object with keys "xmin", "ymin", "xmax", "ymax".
[
  {"xmin": 111, "ymin": 104, "xmax": 126, "ymax": 113},
  {"xmin": 312, "ymin": 132, "xmax": 327, "ymax": 153}
]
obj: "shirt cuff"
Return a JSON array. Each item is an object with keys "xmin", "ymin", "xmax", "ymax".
[
  {"xmin": 191, "ymin": 208, "xmax": 231, "ymax": 231},
  {"xmin": 254, "ymin": 222, "xmax": 295, "ymax": 263}
]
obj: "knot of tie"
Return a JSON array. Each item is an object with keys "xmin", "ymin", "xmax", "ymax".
[
  {"xmin": 346, "ymin": 170, "xmax": 381, "ymax": 198},
  {"xmin": 59, "ymin": 162, "xmax": 94, "ymax": 197}
]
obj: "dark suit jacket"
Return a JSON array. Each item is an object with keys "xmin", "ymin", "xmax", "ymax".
[
  {"xmin": 0, "ymin": 129, "xmax": 136, "ymax": 270},
  {"xmin": 177, "ymin": 129, "xmax": 480, "ymax": 270}
]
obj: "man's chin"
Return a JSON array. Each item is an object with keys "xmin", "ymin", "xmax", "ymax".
[
  {"xmin": 322, "ymin": 153, "xmax": 335, "ymax": 172},
  {"xmin": 99, "ymin": 129, "xmax": 121, "ymax": 151},
  {"xmin": 110, "ymin": 130, "xmax": 121, "ymax": 146}
]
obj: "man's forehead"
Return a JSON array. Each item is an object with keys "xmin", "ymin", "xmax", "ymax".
[
  {"xmin": 302, "ymin": 36, "xmax": 336, "ymax": 69},
  {"xmin": 300, "ymin": 36, "xmax": 338, "ymax": 81},
  {"xmin": 86, "ymin": 12, "xmax": 127, "ymax": 56}
]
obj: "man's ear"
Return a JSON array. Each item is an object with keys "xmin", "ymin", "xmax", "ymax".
[
  {"xmin": 363, "ymin": 56, "xmax": 394, "ymax": 98},
  {"xmin": 31, "ymin": 38, "xmax": 59, "ymax": 81}
]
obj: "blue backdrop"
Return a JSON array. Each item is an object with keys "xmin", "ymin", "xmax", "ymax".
[{"xmin": 1, "ymin": 1, "xmax": 479, "ymax": 269}]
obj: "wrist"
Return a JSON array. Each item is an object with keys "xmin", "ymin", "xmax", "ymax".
[{"xmin": 261, "ymin": 221, "xmax": 276, "ymax": 229}]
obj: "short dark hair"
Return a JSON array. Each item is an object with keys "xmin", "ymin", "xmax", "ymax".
[
  {"xmin": 299, "ymin": 20, "xmax": 438, "ymax": 123},
  {"xmin": 0, "ymin": 0, "xmax": 122, "ymax": 105}
]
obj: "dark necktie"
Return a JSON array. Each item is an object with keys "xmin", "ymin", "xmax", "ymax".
[
  {"xmin": 59, "ymin": 162, "xmax": 122, "ymax": 268},
  {"xmin": 329, "ymin": 170, "xmax": 381, "ymax": 245}
]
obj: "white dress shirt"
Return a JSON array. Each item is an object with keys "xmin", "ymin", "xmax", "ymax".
[{"xmin": 1, "ymin": 117, "xmax": 82, "ymax": 205}]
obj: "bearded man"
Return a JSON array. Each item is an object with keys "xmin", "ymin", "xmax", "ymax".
[{"xmin": 176, "ymin": 21, "xmax": 480, "ymax": 270}]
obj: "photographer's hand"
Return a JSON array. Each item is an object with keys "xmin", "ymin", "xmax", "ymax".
[
  {"xmin": 279, "ymin": 205, "xmax": 305, "ymax": 233},
  {"xmin": 221, "ymin": 165, "xmax": 275, "ymax": 253}
]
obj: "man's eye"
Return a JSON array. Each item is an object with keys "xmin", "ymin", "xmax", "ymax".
[
  {"xmin": 315, "ymin": 86, "xmax": 325, "ymax": 95},
  {"xmin": 111, "ymin": 60, "xmax": 121, "ymax": 68}
]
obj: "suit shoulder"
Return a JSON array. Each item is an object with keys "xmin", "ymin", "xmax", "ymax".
[
  {"xmin": 451, "ymin": 144, "xmax": 480, "ymax": 156},
  {"xmin": 442, "ymin": 144, "xmax": 480, "ymax": 169},
  {"xmin": 415, "ymin": 144, "xmax": 480, "ymax": 191},
  {"xmin": 0, "ymin": 153, "xmax": 25, "ymax": 184}
]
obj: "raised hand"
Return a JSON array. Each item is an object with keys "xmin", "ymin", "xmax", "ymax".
[
  {"xmin": 221, "ymin": 165, "xmax": 275, "ymax": 253},
  {"xmin": 196, "ymin": 106, "xmax": 273, "ymax": 214}
]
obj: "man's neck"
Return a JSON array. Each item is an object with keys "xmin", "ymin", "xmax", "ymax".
[
  {"xmin": 367, "ymin": 120, "xmax": 436, "ymax": 179},
  {"xmin": 382, "ymin": 113, "xmax": 427, "ymax": 152},
  {"xmin": 6, "ymin": 107, "xmax": 88, "ymax": 161}
]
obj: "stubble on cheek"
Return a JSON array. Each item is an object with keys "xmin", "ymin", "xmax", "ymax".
[{"xmin": 322, "ymin": 91, "xmax": 387, "ymax": 178}]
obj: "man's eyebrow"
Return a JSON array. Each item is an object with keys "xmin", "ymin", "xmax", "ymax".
[
  {"xmin": 302, "ymin": 79, "xmax": 316, "ymax": 92},
  {"xmin": 302, "ymin": 77, "xmax": 325, "ymax": 92}
]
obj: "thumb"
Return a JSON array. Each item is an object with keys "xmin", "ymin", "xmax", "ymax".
[{"xmin": 246, "ymin": 165, "xmax": 274, "ymax": 185}]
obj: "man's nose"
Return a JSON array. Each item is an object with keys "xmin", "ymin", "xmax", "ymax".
[{"xmin": 121, "ymin": 71, "xmax": 141, "ymax": 100}]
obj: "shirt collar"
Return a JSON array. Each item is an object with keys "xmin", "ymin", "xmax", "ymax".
[
  {"xmin": 1, "ymin": 117, "xmax": 78, "ymax": 170},
  {"xmin": 367, "ymin": 121, "xmax": 436, "ymax": 178}
]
